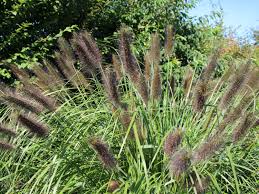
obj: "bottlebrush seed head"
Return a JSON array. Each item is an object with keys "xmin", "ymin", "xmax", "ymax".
[
  {"xmin": 112, "ymin": 54, "xmax": 123, "ymax": 80},
  {"xmin": 164, "ymin": 128, "xmax": 183, "ymax": 157},
  {"xmin": 107, "ymin": 180, "xmax": 120, "ymax": 193},
  {"xmin": 169, "ymin": 149, "xmax": 190, "ymax": 177},
  {"xmin": 192, "ymin": 81, "xmax": 207, "ymax": 112},
  {"xmin": 0, "ymin": 125, "xmax": 16, "ymax": 137},
  {"xmin": 0, "ymin": 141, "xmax": 15, "ymax": 151},
  {"xmin": 89, "ymin": 138, "xmax": 117, "ymax": 169},
  {"xmin": 18, "ymin": 114, "xmax": 49, "ymax": 138},
  {"xmin": 164, "ymin": 25, "xmax": 174, "ymax": 58},
  {"xmin": 191, "ymin": 134, "xmax": 224, "ymax": 163},
  {"xmin": 102, "ymin": 68, "xmax": 123, "ymax": 109},
  {"xmin": 150, "ymin": 32, "xmax": 160, "ymax": 65},
  {"xmin": 232, "ymin": 113, "xmax": 256, "ymax": 142}
]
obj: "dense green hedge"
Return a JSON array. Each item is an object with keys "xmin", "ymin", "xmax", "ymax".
[{"xmin": 0, "ymin": 0, "xmax": 222, "ymax": 81}]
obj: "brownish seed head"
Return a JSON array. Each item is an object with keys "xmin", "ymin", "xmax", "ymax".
[
  {"xmin": 192, "ymin": 80, "xmax": 207, "ymax": 112},
  {"xmin": 201, "ymin": 49, "xmax": 220, "ymax": 81},
  {"xmin": 107, "ymin": 180, "xmax": 120, "ymax": 193},
  {"xmin": 119, "ymin": 27, "xmax": 149, "ymax": 105},
  {"xmin": 81, "ymin": 31, "xmax": 102, "ymax": 66},
  {"xmin": 164, "ymin": 25, "xmax": 174, "ymax": 58},
  {"xmin": 119, "ymin": 27, "xmax": 140, "ymax": 79},
  {"xmin": 164, "ymin": 128, "xmax": 183, "ymax": 157},
  {"xmin": 57, "ymin": 37, "xmax": 75, "ymax": 62},
  {"xmin": 9, "ymin": 64, "xmax": 30, "ymax": 81},
  {"xmin": 216, "ymin": 95, "xmax": 253, "ymax": 134},
  {"xmin": 151, "ymin": 64, "xmax": 162, "ymax": 101},
  {"xmin": 150, "ymin": 32, "xmax": 160, "ymax": 65},
  {"xmin": 42, "ymin": 59, "xmax": 65, "ymax": 87},
  {"xmin": 183, "ymin": 67, "xmax": 193, "ymax": 97},
  {"xmin": 241, "ymin": 66, "xmax": 259, "ymax": 94},
  {"xmin": 22, "ymin": 83, "xmax": 57, "ymax": 112},
  {"xmin": 18, "ymin": 114, "xmax": 49, "ymax": 137},
  {"xmin": 112, "ymin": 54, "xmax": 123, "ymax": 80},
  {"xmin": 119, "ymin": 110, "xmax": 132, "ymax": 129},
  {"xmin": 55, "ymin": 50, "xmax": 89, "ymax": 88},
  {"xmin": 0, "ymin": 141, "xmax": 15, "ymax": 151},
  {"xmin": 3, "ymin": 92, "xmax": 44, "ymax": 114},
  {"xmin": 137, "ymin": 74, "xmax": 149, "ymax": 105},
  {"xmin": 32, "ymin": 64, "xmax": 53, "ymax": 90},
  {"xmin": 0, "ymin": 125, "xmax": 17, "ymax": 137},
  {"xmin": 144, "ymin": 52, "xmax": 151, "ymax": 82},
  {"xmin": 169, "ymin": 149, "xmax": 190, "ymax": 177},
  {"xmin": 169, "ymin": 75, "xmax": 175, "ymax": 97},
  {"xmin": 219, "ymin": 62, "xmax": 251, "ymax": 110},
  {"xmin": 102, "ymin": 68, "xmax": 123, "ymax": 109},
  {"xmin": 193, "ymin": 176, "xmax": 210, "ymax": 194},
  {"xmin": 89, "ymin": 138, "xmax": 117, "ymax": 169},
  {"xmin": 191, "ymin": 134, "xmax": 224, "ymax": 163},
  {"xmin": 221, "ymin": 63, "xmax": 235, "ymax": 83},
  {"xmin": 71, "ymin": 35, "xmax": 99, "ymax": 76},
  {"xmin": 0, "ymin": 82, "xmax": 14, "ymax": 96},
  {"xmin": 232, "ymin": 112, "xmax": 256, "ymax": 142}
]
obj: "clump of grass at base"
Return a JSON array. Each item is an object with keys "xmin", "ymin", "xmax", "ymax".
[{"xmin": 0, "ymin": 25, "xmax": 258, "ymax": 194}]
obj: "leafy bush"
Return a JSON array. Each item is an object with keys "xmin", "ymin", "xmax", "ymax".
[{"xmin": 1, "ymin": 0, "xmax": 223, "ymax": 81}]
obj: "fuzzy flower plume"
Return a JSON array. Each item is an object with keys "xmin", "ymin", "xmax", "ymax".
[
  {"xmin": 217, "ymin": 95, "xmax": 253, "ymax": 134},
  {"xmin": 192, "ymin": 176, "xmax": 210, "ymax": 194},
  {"xmin": 149, "ymin": 33, "xmax": 162, "ymax": 101},
  {"xmin": 0, "ymin": 141, "xmax": 15, "ymax": 151},
  {"xmin": 18, "ymin": 114, "xmax": 50, "ymax": 137},
  {"xmin": 200, "ymin": 49, "xmax": 220, "ymax": 81},
  {"xmin": 119, "ymin": 27, "xmax": 148, "ymax": 105},
  {"xmin": 232, "ymin": 113, "xmax": 256, "ymax": 142},
  {"xmin": 119, "ymin": 27, "xmax": 140, "ymax": 79},
  {"xmin": 192, "ymin": 80, "xmax": 207, "ymax": 112},
  {"xmin": 241, "ymin": 66, "xmax": 259, "ymax": 94},
  {"xmin": 107, "ymin": 180, "xmax": 120, "ymax": 193},
  {"xmin": 192, "ymin": 49, "xmax": 220, "ymax": 111},
  {"xmin": 0, "ymin": 125, "xmax": 16, "ymax": 136},
  {"xmin": 150, "ymin": 33, "xmax": 160, "ymax": 65},
  {"xmin": 9, "ymin": 64, "xmax": 30, "ymax": 82},
  {"xmin": 42, "ymin": 59, "xmax": 65, "ymax": 87},
  {"xmin": 169, "ymin": 149, "xmax": 190, "ymax": 177},
  {"xmin": 219, "ymin": 62, "xmax": 250, "ymax": 110},
  {"xmin": 89, "ymin": 138, "xmax": 116, "ymax": 169},
  {"xmin": 144, "ymin": 52, "xmax": 151, "ymax": 82},
  {"xmin": 3, "ymin": 92, "xmax": 44, "ymax": 114},
  {"xmin": 81, "ymin": 31, "xmax": 102, "ymax": 66},
  {"xmin": 151, "ymin": 63, "xmax": 162, "ymax": 101},
  {"xmin": 56, "ymin": 37, "xmax": 90, "ymax": 88},
  {"xmin": 112, "ymin": 54, "xmax": 123, "ymax": 80},
  {"xmin": 163, "ymin": 128, "xmax": 183, "ymax": 157},
  {"xmin": 183, "ymin": 67, "xmax": 193, "ymax": 97},
  {"xmin": 164, "ymin": 25, "xmax": 174, "ymax": 58},
  {"xmin": 221, "ymin": 63, "xmax": 235, "ymax": 83},
  {"xmin": 191, "ymin": 134, "xmax": 224, "ymax": 163},
  {"xmin": 32, "ymin": 64, "xmax": 53, "ymax": 90},
  {"xmin": 22, "ymin": 83, "xmax": 58, "ymax": 112},
  {"xmin": 71, "ymin": 31, "xmax": 102, "ymax": 76},
  {"xmin": 102, "ymin": 68, "xmax": 123, "ymax": 109}
]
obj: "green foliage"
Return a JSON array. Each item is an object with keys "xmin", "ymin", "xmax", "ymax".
[
  {"xmin": 253, "ymin": 30, "xmax": 259, "ymax": 45},
  {"xmin": 1, "ymin": 0, "xmax": 223, "ymax": 81},
  {"xmin": 0, "ymin": 0, "xmax": 107, "ymax": 79},
  {"xmin": 0, "ymin": 80, "xmax": 258, "ymax": 193}
]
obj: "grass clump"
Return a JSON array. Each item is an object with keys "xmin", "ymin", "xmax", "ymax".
[{"xmin": 0, "ymin": 25, "xmax": 258, "ymax": 194}]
